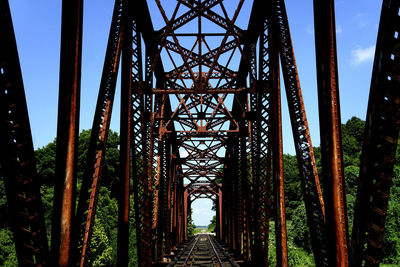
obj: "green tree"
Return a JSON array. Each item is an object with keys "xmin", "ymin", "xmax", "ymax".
[
  {"xmin": 342, "ymin": 116, "xmax": 364, "ymax": 167},
  {"xmin": 283, "ymin": 154, "xmax": 302, "ymax": 219},
  {"xmin": 35, "ymin": 140, "xmax": 57, "ymax": 185},
  {"xmin": 0, "ymin": 228, "xmax": 17, "ymax": 266},
  {"xmin": 208, "ymin": 215, "xmax": 216, "ymax": 233},
  {"xmin": 381, "ymin": 166, "xmax": 400, "ymax": 264},
  {"xmin": 88, "ymin": 222, "xmax": 113, "ymax": 266},
  {"xmin": 34, "ymin": 129, "xmax": 125, "ymax": 265},
  {"xmin": 187, "ymin": 210, "xmax": 196, "ymax": 237}
]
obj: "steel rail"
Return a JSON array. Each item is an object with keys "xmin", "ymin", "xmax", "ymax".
[
  {"xmin": 182, "ymin": 235, "xmax": 201, "ymax": 266},
  {"xmin": 207, "ymin": 234, "xmax": 224, "ymax": 267},
  {"xmin": 209, "ymin": 234, "xmax": 240, "ymax": 267},
  {"xmin": 166, "ymin": 236, "xmax": 195, "ymax": 267}
]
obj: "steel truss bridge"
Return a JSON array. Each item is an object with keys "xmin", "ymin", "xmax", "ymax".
[{"xmin": 0, "ymin": 0, "xmax": 399, "ymax": 266}]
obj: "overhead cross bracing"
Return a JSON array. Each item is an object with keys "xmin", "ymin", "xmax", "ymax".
[
  {"xmin": 1, "ymin": 0, "xmax": 400, "ymax": 267},
  {"xmin": 147, "ymin": 0, "xmax": 250, "ymax": 198},
  {"xmin": 140, "ymin": 1, "xmax": 325, "ymax": 265}
]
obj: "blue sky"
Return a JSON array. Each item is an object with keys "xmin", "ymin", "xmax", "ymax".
[{"xmin": 9, "ymin": 0, "xmax": 382, "ymax": 226}]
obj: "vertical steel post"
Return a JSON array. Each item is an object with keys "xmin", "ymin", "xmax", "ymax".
[
  {"xmin": 0, "ymin": 1, "xmax": 49, "ymax": 265},
  {"xmin": 222, "ymin": 164, "xmax": 229, "ymax": 244},
  {"xmin": 72, "ymin": 1, "xmax": 125, "ymax": 265},
  {"xmin": 52, "ymin": 0, "xmax": 83, "ymax": 265},
  {"xmin": 228, "ymin": 151, "xmax": 236, "ymax": 252},
  {"xmin": 156, "ymin": 103, "xmax": 167, "ymax": 262},
  {"xmin": 218, "ymin": 188, "xmax": 223, "ymax": 241},
  {"xmin": 165, "ymin": 144, "xmax": 173, "ymax": 255},
  {"xmin": 130, "ymin": 24, "xmax": 155, "ymax": 266},
  {"xmin": 171, "ymin": 166, "xmax": 178, "ymax": 248},
  {"xmin": 235, "ymin": 135, "xmax": 243, "ymax": 255},
  {"xmin": 183, "ymin": 189, "xmax": 189, "ymax": 241},
  {"xmin": 313, "ymin": 0, "xmax": 349, "ymax": 266},
  {"xmin": 352, "ymin": 1, "xmax": 400, "ymax": 266},
  {"xmin": 178, "ymin": 181, "xmax": 182, "ymax": 243},
  {"xmin": 270, "ymin": 25, "xmax": 288, "ymax": 265},
  {"xmin": 272, "ymin": 0, "xmax": 328, "ymax": 265},
  {"xmin": 117, "ymin": 2, "xmax": 132, "ymax": 264},
  {"xmin": 250, "ymin": 6, "xmax": 274, "ymax": 264},
  {"xmin": 242, "ymin": 162, "xmax": 250, "ymax": 261},
  {"xmin": 239, "ymin": 134, "xmax": 249, "ymax": 259}
]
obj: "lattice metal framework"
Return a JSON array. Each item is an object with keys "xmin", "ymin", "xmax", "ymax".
[
  {"xmin": 1, "ymin": 0, "xmax": 399, "ymax": 267},
  {"xmin": 0, "ymin": 2, "xmax": 49, "ymax": 265}
]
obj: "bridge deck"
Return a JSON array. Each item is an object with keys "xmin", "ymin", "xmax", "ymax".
[{"xmin": 168, "ymin": 234, "xmax": 240, "ymax": 267}]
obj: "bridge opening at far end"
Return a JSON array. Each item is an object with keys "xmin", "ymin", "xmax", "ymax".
[{"xmin": 189, "ymin": 198, "xmax": 216, "ymax": 235}]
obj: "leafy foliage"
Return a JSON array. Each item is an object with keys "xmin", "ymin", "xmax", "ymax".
[
  {"xmin": 187, "ymin": 211, "xmax": 196, "ymax": 237},
  {"xmin": 280, "ymin": 116, "xmax": 400, "ymax": 265},
  {"xmin": 208, "ymin": 215, "xmax": 216, "ymax": 233},
  {"xmin": 0, "ymin": 228, "xmax": 17, "ymax": 266},
  {"xmin": 1, "ymin": 116, "xmax": 399, "ymax": 266},
  {"xmin": 0, "ymin": 129, "xmax": 125, "ymax": 266}
]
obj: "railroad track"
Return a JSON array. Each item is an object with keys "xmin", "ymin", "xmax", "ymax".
[{"xmin": 168, "ymin": 234, "xmax": 239, "ymax": 267}]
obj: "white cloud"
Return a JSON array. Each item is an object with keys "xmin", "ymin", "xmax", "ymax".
[
  {"xmin": 356, "ymin": 13, "xmax": 368, "ymax": 27},
  {"xmin": 351, "ymin": 45, "xmax": 375, "ymax": 65},
  {"xmin": 336, "ymin": 25, "xmax": 343, "ymax": 34}
]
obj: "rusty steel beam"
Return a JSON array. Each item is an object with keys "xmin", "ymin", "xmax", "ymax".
[
  {"xmin": 239, "ymin": 133, "xmax": 249, "ymax": 259},
  {"xmin": 131, "ymin": 87, "xmax": 153, "ymax": 267},
  {"xmin": 225, "ymin": 135, "xmax": 236, "ymax": 252},
  {"xmin": 250, "ymin": 84, "xmax": 272, "ymax": 267},
  {"xmin": 268, "ymin": 7, "xmax": 288, "ymax": 264},
  {"xmin": 232, "ymin": 3, "xmax": 274, "ymax": 262},
  {"xmin": 133, "ymin": 0, "xmax": 166, "ymax": 84},
  {"xmin": 351, "ymin": 1, "xmax": 400, "ymax": 266},
  {"xmin": 218, "ymin": 189, "xmax": 223, "ymax": 241},
  {"xmin": 223, "ymin": 91, "xmax": 243, "ymax": 255},
  {"xmin": 152, "ymin": 88, "xmax": 247, "ymax": 94},
  {"xmin": 163, "ymin": 101, "xmax": 178, "ymax": 257},
  {"xmin": 271, "ymin": 0, "xmax": 328, "ymax": 265},
  {"xmin": 221, "ymin": 163, "xmax": 229, "ymax": 245},
  {"xmin": 71, "ymin": 0, "xmax": 125, "ymax": 265},
  {"xmin": 172, "ymin": 166, "xmax": 178, "ymax": 248},
  {"xmin": 130, "ymin": 2, "xmax": 174, "ymax": 264},
  {"xmin": 236, "ymin": 0, "xmax": 265, "ymax": 85},
  {"xmin": 169, "ymin": 161, "xmax": 178, "ymax": 251},
  {"xmin": 51, "ymin": 0, "xmax": 83, "ymax": 265},
  {"xmin": 164, "ymin": 137, "xmax": 174, "ymax": 256},
  {"xmin": 183, "ymin": 188, "xmax": 189, "ymax": 241},
  {"xmin": 271, "ymin": 80, "xmax": 288, "ymax": 267},
  {"xmin": 313, "ymin": 0, "xmax": 349, "ymax": 266},
  {"xmin": 156, "ymin": 96, "xmax": 168, "ymax": 262},
  {"xmin": 245, "ymin": 3, "xmax": 274, "ymax": 265},
  {"xmin": 0, "ymin": 1, "xmax": 49, "ymax": 265},
  {"xmin": 178, "ymin": 174, "xmax": 183, "ymax": 243},
  {"xmin": 131, "ymin": 45, "xmax": 157, "ymax": 266},
  {"xmin": 117, "ymin": 1, "xmax": 133, "ymax": 265}
]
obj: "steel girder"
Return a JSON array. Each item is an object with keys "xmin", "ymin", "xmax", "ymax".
[
  {"xmin": 131, "ymin": 69, "xmax": 154, "ymax": 267},
  {"xmin": 272, "ymin": 0, "xmax": 328, "ymax": 265},
  {"xmin": 52, "ymin": 0, "xmax": 84, "ymax": 265},
  {"xmin": 4, "ymin": 0, "xmax": 400, "ymax": 267},
  {"xmin": 70, "ymin": 0, "xmax": 125, "ymax": 265},
  {"xmin": 117, "ymin": 0, "xmax": 135, "ymax": 264},
  {"xmin": 268, "ymin": 7, "xmax": 289, "ymax": 266},
  {"xmin": 351, "ymin": 1, "xmax": 400, "ymax": 266},
  {"xmin": 313, "ymin": 0, "xmax": 349, "ymax": 266},
  {"xmin": 0, "ymin": 1, "xmax": 49, "ymax": 265}
]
